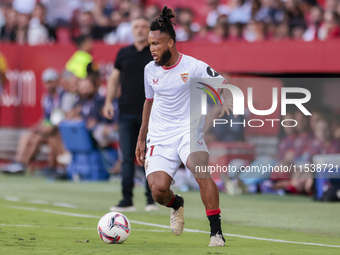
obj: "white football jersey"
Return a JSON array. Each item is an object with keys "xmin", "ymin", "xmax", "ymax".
[{"xmin": 144, "ymin": 54, "xmax": 224, "ymax": 145}]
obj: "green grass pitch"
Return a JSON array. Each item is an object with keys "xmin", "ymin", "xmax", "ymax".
[{"xmin": 0, "ymin": 174, "xmax": 339, "ymax": 254}]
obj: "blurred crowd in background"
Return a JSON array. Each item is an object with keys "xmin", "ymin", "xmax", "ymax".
[
  {"xmin": 0, "ymin": 0, "xmax": 340, "ymax": 45},
  {"xmin": 1, "ymin": 34, "xmax": 121, "ymax": 177},
  {"xmin": 224, "ymin": 108, "xmax": 340, "ymax": 196}
]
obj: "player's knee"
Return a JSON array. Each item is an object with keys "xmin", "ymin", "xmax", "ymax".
[
  {"xmin": 190, "ymin": 159, "xmax": 210, "ymax": 179},
  {"xmin": 187, "ymin": 153, "xmax": 209, "ymax": 172},
  {"xmin": 149, "ymin": 184, "xmax": 169, "ymax": 204}
]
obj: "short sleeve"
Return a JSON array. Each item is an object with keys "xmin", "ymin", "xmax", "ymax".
[
  {"xmin": 192, "ymin": 61, "xmax": 226, "ymax": 94},
  {"xmin": 114, "ymin": 49, "xmax": 123, "ymax": 71},
  {"xmin": 144, "ymin": 67, "xmax": 154, "ymax": 101},
  {"xmin": 193, "ymin": 60, "xmax": 223, "ymax": 80}
]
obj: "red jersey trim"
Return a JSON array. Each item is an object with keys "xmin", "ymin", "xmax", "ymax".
[
  {"xmin": 162, "ymin": 54, "xmax": 183, "ymax": 70},
  {"xmin": 146, "ymin": 98, "xmax": 153, "ymax": 101}
]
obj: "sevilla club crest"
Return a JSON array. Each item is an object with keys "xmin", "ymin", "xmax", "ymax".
[{"xmin": 180, "ymin": 73, "xmax": 189, "ymax": 83}]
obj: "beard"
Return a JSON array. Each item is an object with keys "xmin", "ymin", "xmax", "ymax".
[{"xmin": 155, "ymin": 49, "xmax": 172, "ymax": 67}]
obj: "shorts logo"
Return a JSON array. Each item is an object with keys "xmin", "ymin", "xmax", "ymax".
[
  {"xmin": 180, "ymin": 73, "xmax": 189, "ymax": 83},
  {"xmin": 153, "ymin": 78, "xmax": 159, "ymax": 84},
  {"xmin": 207, "ymin": 66, "xmax": 219, "ymax": 77},
  {"xmin": 197, "ymin": 141, "xmax": 203, "ymax": 145},
  {"xmin": 145, "ymin": 161, "xmax": 149, "ymax": 171}
]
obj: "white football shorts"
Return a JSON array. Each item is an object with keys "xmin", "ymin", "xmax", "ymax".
[{"xmin": 144, "ymin": 131, "xmax": 209, "ymax": 181}]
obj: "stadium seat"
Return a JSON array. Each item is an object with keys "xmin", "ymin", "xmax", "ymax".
[{"xmin": 58, "ymin": 120, "xmax": 117, "ymax": 181}]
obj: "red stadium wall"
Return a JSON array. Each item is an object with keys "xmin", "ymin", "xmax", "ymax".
[{"xmin": 0, "ymin": 40, "xmax": 339, "ymax": 128}]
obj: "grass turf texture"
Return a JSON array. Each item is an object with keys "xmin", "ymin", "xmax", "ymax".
[{"xmin": 0, "ymin": 174, "xmax": 339, "ymax": 254}]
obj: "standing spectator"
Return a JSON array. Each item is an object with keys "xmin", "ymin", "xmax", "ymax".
[
  {"xmin": 66, "ymin": 34, "xmax": 94, "ymax": 79},
  {"xmin": 291, "ymin": 24, "xmax": 306, "ymax": 39},
  {"xmin": 302, "ymin": 5, "xmax": 323, "ymax": 41},
  {"xmin": 253, "ymin": 0, "xmax": 272, "ymax": 23},
  {"xmin": 0, "ymin": 6, "xmax": 16, "ymax": 42},
  {"xmin": 30, "ymin": 3, "xmax": 56, "ymax": 42},
  {"xmin": 243, "ymin": 19, "xmax": 266, "ymax": 41},
  {"xmin": 228, "ymin": 0, "xmax": 252, "ymax": 24},
  {"xmin": 91, "ymin": 0, "xmax": 114, "ymax": 27},
  {"xmin": 193, "ymin": 25, "xmax": 210, "ymax": 42},
  {"xmin": 76, "ymin": 11, "xmax": 95, "ymax": 37},
  {"xmin": 268, "ymin": 0, "xmax": 286, "ymax": 25},
  {"xmin": 285, "ymin": 0, "xmax": 306, "ymax": 35},
  {"xmin": 175, "ymin": 8, "xmax": 194, "ymax": 42},
  {"xmin": 208, "ymin": 20, "xmax": 229, "ymax": 43},
  {"xmin": 206, "ymin": 0, "xmax": 231, "ymax": 27},
  {"xmin": 251, "ymin": 0, "xmax": 262, "ymax": 20},
  {"xmin": 227, "ymin": 22, "xmax": 243, "ymax": 41},
  {"xmin": 103, "ymin": 16, "xmax": 156, "ymax": 212},
  {"xmin": 129, "ymin": 4, "xmax": 144, "ymax": 21},
  {"xmin": 318, "ymin": 11, "xmax": 340, "ymax": 40},
  {"xmin": 15, "ymin": 12, "xmax": 29, "ymax": 44},
  {"xmin": 274, "ymin": 22, "xmax": 290, "ymax": 40},
  {"xmin": 74, "ymin": 9, "xmax": 112, "ymax": 40},
  {"xmin": 103, "ymin": 10, "xmax": 122, "ymax": 44},
  {"xmin": 28, "ymin": 14, "xmax": 49, "ymax": 45},
  {"xmin": 116, "ymin": 12, "xmax": 134, "ymax": 44},
  {"xmin": 144, "ymin": 5, "xmax": 160, "ymax": 23},
  {"xmin": 40, "ymin": 0, "xmax": 81, "ymax": 27}
]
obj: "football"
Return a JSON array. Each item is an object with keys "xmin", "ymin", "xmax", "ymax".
[{"xmin": 97, "ymin": 212, "xmax": 131, "ymax": 244}]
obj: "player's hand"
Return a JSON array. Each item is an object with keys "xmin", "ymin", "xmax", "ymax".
[
  {"xmin": 103, "ymin": 101, "xmax": 114, "ymax": 120},
  {"xmin": 219, "ymin": 99, "xmax": 238, "ymax": 118},
  {"xmin": 135, "ymin": 139, "xmax": 146, "ymax": 166}
]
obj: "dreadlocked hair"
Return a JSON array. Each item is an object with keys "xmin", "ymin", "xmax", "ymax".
[{"xmin": 150, "ymin": 5, "xmax": 177, "ymax": 42}]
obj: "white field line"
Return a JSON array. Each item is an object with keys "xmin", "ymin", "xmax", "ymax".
[
  {"xmin": 4, "ymin": 196, "xmax": 20, "ymax": 201},
  {"xmin": 3, "ymin": 205, "xmax": 340, "ymax": 248},
  {"xmin": 0, "ymin": 224, "xmax": 169, "ymax": 232}
]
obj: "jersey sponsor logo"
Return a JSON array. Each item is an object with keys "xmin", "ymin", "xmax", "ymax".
[
  {"xmin": 180, "ymin": 73, "xmax": 189, "ymax": 83},
  {"xmin": 153, "ymin": 78, "xmax": 159, "ymax": 84},
  {"xmin": 145, "ymin": 161, "xmax": 149, "ymax": 171},
  {"xmin": 207, "ymin": 66, "xmax": 219, "ymax": 77}
]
